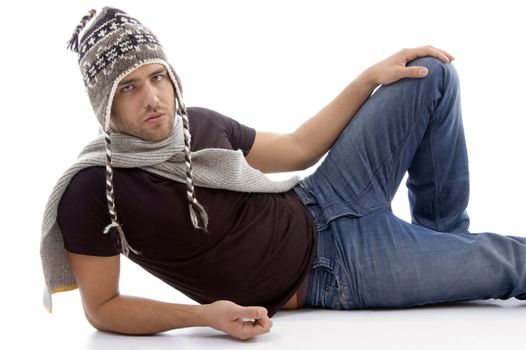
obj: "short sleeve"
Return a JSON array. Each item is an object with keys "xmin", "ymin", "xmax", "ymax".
[
  {"xmin": 218, "ymin": 113, "xmax": 256, "ymax": 156},
  {"xmin": 187, "ymin": 107, "xmax": 256, "ymax": 156},
  {"xmin": 57, "ymin": 167, "xmax": 120, "ymax": 256}
]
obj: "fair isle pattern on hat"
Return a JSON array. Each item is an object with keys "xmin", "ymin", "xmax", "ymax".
[
  {"xmin": 77, "ymin": 14, "xmax": 161, "ymax": 87},
  {"xmin": 66, "ymin": 7, "xmax": 208, "ymax": 255}
]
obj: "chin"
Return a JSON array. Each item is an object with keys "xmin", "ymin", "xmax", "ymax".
[{"xmin": 147, "ymin": 129, "xmax": 172, "ymax": 142}]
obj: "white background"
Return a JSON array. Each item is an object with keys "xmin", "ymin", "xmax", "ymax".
[{"xmin": 1, "ymin": 0, "xmax": 525, "ymax": 349}]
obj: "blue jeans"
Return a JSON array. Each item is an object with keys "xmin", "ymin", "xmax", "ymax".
[{"xmin": 292, "ymin": 57, "xmax": 526, "ymax": 309}]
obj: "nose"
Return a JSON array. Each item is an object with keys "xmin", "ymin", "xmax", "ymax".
[{"xmin": 143, "ymin": 82, "xmax": 160, "ymax": 110}]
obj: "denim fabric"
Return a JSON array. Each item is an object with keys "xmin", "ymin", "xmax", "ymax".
[{"xmin": 292, "ymin": 57, "xmax": 526, "ymax": 309}]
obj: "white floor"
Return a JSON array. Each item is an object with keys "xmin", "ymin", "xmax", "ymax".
[{"xmin": 11, "ymin": 292, "xmax": 526, "ymax": 350}]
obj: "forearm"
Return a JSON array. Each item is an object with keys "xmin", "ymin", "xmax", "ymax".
[
  {"xmin": 86, "ymin": 294, "xmax": 206, "ymax": 335},
  {"xmin": 290, "ymin": 73, "xmax": 378, "ymax": 167}
]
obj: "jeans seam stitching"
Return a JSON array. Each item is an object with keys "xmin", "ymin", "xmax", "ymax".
[{"xmin": 351, "ymin": 96, "xmax": 439, "ymax": 211}]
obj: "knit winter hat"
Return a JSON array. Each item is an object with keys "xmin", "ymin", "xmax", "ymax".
[{"xmin": 67, "ymin": 7, "xmax": 208, "ymax": 255}]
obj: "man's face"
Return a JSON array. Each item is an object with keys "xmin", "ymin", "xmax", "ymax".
[{"xmin": 110, "ymin": 63, "xmax": 176, "ymax": 141}]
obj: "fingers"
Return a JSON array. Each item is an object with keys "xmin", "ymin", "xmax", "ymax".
[
  {"xmin": 241, "ymin": 306, "xmax": 268, "ymax": 320},
  {"xmin": 403, "ymin": 45, "xmax": 455, "ymax": 64},
  {"xmin": 397, "ymin": 45, "xmax": 454, "ymax": 80},
  {"xmin": 253, "ymin": 312, "xmax": 273, "ymax": 330},
  {"xmin": 233, "ymin": 305, "xmax": 273, "ymax": 340},
  {"xmin": 406, "ymin": 66, "xmax": 429, "ymax": 78},
  {"xmin": 238, "ymin": 306, "xmax": 272, "ymax": 330},
  {"xmin": 236, "ymin": 320, "xmax": 270, "ymax": 340}
]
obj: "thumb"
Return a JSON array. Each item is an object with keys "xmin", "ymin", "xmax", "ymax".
[{"xmin": 407, "ymin": 66, "xmax": 428, "ymax": 78}]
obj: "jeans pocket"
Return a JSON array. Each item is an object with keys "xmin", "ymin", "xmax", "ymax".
[{"xmin": 308, "ymin": 257, "xmax": 349, "ymax": 309}]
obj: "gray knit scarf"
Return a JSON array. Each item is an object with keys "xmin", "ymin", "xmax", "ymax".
[{"xmin": 40, "ymin": 116, "xmax": 300, "ymax": 312}]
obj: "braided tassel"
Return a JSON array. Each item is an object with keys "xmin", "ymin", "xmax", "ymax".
[
  {"xmin": 67, "ymin": 9, "xmax": 96, "ymax": 52},
  {"xmin": 104, "ymin": 222, "xmax": 138, "ymax": 257},
  {"xmin": 173, "ymin": 80, "xmax": 209, "ymax": 232},
  {"xmin": 102, "ymin": 130, "xmax": 139, "ymax": 256}
]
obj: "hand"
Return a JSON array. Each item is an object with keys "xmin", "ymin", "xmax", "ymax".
[
  {"xmin": 203, "ymin": 300, "xmax": 273, "ymax": 340},
  {"xmin": 359, "ymin": 45, "xmax": 455, "ymax": 86}
]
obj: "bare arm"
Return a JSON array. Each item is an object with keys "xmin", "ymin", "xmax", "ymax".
[
  {"xmin": 245, "ymin": 77, "xmax": 377, "ymax": 173},
  {"xmin": 246, "ymin": 46, "xmax": 455, "ymax": 173},
  {"xmin": 67, "ymin": 252, "xmax": 272, "ymax": 339}
]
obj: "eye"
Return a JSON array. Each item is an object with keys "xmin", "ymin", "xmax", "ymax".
[
  {"xmin": 152, "ymin": 73, "xmax": 166, "ymax": 82},
  {"xmin": 120, "ymin": 84, "xmax": 134, "ymax": 93}
]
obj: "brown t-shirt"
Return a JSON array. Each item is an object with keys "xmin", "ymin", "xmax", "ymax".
[{"xmin": 57, "ymin": 106, "xmax": 317, "ymax": 316}]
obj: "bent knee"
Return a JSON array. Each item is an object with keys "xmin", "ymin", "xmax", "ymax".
[
  {"xmin": 408, "ymin": 56, "xmax": 459, "ymax": 92},
  {"xmin": 409, "ymin": 56, "xmax": 458, "ymax": 77}
]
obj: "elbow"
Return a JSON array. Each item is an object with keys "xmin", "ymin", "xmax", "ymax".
[
  {"xmin": 85, "ymin": 312, "xmax": 107, "ymax": 332},
  {"xmin": 82, "ymin": 300, "xmax": 115, "ymax": 333},
  {"xmin": 301, "ymin": 155, "xmax": 324, "ymax": 171},
  {"xmin": 82, "ymin": 302, "xmax": 157, "ymax": 336},
  {"xmin": 294, "ymin": 146, "xmax": 326, "ymax": 172}
]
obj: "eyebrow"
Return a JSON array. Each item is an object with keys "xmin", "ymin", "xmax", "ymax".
[{"xmin": 118, "ymin": 68, "xmax": 168, "ymax": 87}]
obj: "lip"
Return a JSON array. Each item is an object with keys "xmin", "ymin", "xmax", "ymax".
[{"xmin": 145, "ymin": 112, "xmax": 165, "ymax": 123}]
